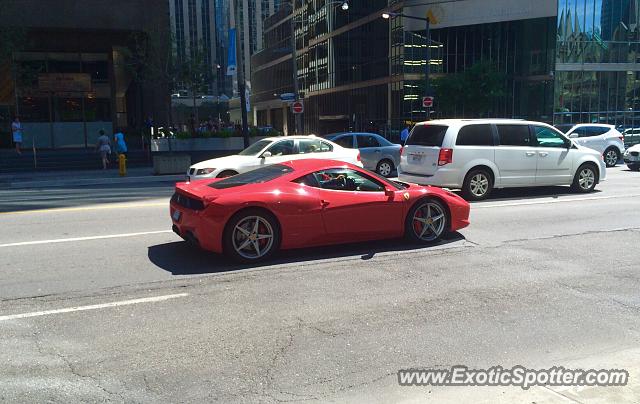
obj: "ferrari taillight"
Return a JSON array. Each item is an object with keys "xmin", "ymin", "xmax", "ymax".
[{"xmin": 438, "ymin": 148, "xmax": 453, "ymax": 166}]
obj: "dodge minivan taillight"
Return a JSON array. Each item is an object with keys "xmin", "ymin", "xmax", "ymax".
[{"xmin": 438, "ymin": 148, "xmax": 453, "ymax": 166}]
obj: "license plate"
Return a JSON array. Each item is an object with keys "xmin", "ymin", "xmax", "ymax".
[
  {"xmin": 172, "ymin": 210, "xmax": 182, "ymax": 221},
  {"xmin": 410, "ymin": 154, "xmax": 423, "ymax": 163}
]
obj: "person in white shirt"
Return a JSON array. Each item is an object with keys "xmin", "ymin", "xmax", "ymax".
[{"xmin": 11, "ymin": 115, "xmax": 23, "ymax": 155}]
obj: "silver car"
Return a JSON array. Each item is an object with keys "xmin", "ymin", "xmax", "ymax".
[{"xmin": 323, "ymin": 132, "xmax": 401, "ymax": 177}]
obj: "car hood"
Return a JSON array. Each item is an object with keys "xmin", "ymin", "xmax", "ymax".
[
  {"xmin": 626, "ymin": 144, "xmax": 640, "ymax": 152},
  {"xmin": 190, "ymin": 155, "xmax": 256, "ymax": 169}
]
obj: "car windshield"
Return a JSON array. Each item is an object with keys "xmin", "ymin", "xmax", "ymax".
[
  {"xmin": 238, "ymin": 139, "xmax": 272, "ymax": 156},
  {"xmin": 208, "ymin": 164, "xmax": 294, "ymax": 189}
]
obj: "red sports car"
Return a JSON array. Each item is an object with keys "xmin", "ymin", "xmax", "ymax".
[{"xmin": 170, "ymin": 159, "xmax": 470, "ymax": 262}]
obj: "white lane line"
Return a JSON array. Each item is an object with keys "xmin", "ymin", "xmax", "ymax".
[
  {"xmin": 0, "ymin": 293, "xmax": 189, "ymax": 322},
  {"xmin": 0, "ymin": 230, "xmax": 173, "ymax": 248},
  {"xmin": 474, "ymin": 193, "xmax": 640, "ymax": 209}
]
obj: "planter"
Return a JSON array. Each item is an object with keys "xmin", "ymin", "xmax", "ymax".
[
  {"xmin": 150, "ymin": 136, "xmax": 270, "ymax": 152},
  {"xmin": 153, "ymin": 154, "xmax": 192, "ymax": 175}
]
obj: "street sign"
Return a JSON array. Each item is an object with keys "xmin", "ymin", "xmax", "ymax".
[
  {"xmin": 292, "ymin": 101, "xmax": 304, "ymax": 114},
  {"xmin": 422, "ymin": 96, "xmax": 434, "ymax": 108},
  {"xmin": 280, "ymin": 93, "xmax": 296, "ymax": 102}
]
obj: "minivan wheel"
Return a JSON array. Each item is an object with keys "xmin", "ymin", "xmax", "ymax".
[
  {"xmin": 604, "ymin": 147, "xmax": 620, "ymax": 167},
  {"xmin": 462, "ymin": 169, "xmax": 493, "ymax": 201},
  {"xmin": 571, "ymin": 164, "xmax": 598, "ymax": 193},
  {"xmin": 376, "ymin": 159, "xmax": 394, "ymax": 177}
]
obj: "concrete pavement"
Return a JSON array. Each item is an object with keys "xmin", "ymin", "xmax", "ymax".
[{"xmin": 0, "ymin": 166, "xmax": 639, "ymax": 402}]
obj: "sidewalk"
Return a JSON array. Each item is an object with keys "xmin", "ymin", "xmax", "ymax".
[{"xmin": 0, "ymin": 167, "xmax": 185, "ymax": 189}]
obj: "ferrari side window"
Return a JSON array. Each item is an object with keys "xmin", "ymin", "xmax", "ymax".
[{"xmin": 313, "ymin": 169, "xmax": 385, "ymax": 192}]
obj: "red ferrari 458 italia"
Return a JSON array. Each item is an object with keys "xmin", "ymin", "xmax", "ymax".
[{"xmin": 170, "ymin": 159, "xmax": 470, "ymax": 262}]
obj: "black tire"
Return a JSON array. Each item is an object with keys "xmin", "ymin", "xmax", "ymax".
[
  {"xmin": 376, "ymin": 159, "xmax": 395, "ymax": 177},
  {"xmin": 217, "ymin": 170, "xmax": 238, "ymax": 178},
  {"xmin": 223, "ymin": 209, "xmax": 281, "ymax": 263},
  {"xmin": 571, "ymin": 163, "xmax": 598, "ymax": 193},
  {"xmin": 603, "ymin": 147, "xmax": 620, "ymax": 167},
  {"xmin": 404, "ymin": 198, "xmax": 449, "ymax": 244},
  {"xmin": 628, "ymin": 164, "xmax": 640, "ymax": 171},
  {"xmin": 461, "ymin": 168, "xmax": 493, "ymax": 201}
]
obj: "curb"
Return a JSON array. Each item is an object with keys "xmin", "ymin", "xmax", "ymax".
[{"xmin": 0, "ymin": 174, "xmax": 185, "ymax": 190}]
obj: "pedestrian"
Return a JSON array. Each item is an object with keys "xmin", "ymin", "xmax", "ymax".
[
  {"xmin": 11, "ymin": 115, "xmax": 23, "ymax": 155},
  {"xmin": 95, "ymin": 129, "xmax": 111, "ymax": 170},
  {"xmin": 400, "ymin": 124, "xmax": 410, "ymax": 144},
  {"xmin": 113, "ymin": 128, "xmax": 128, "ymax": 157}
]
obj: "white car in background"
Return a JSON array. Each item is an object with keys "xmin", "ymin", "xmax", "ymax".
[
  {"xmin": 187, "ymin": 136, "xmax": 362, "ymax": 180},
  {"xmin": 623, "ymin": 144, "xmax": 640, "ymax": 171},
  {"xmin": 565, "ymin": 124, "xmax": 625, "ymax": 167},
  {"xmin": 398, "ymin": 119, "xmax": 606, "ymax": 200}
]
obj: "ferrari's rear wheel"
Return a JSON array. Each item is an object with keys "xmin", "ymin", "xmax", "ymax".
[
  {"xmin": 223, "ymin": 209, "xmax": 280, "ymax": 263},
  {"xmin": 405, "ymin": 198, "xmax": 449, "ymax": 243}
]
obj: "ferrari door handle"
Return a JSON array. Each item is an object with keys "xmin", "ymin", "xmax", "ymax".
[
  {"xmin": 539, "ymin": 152, "xmax": 549, "ymax": 157},
  {"xmin": 321, "ymin": 200, "xmax": 330, "ymax": 208},
  {"xmin": 525, "ymin": 152, "xmax": 536, "ymax": 157}
]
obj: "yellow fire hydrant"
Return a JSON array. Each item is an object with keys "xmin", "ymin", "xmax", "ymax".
[{"xmin": 118, "ymin": 153, "xmax": 127, "ymax": 177}]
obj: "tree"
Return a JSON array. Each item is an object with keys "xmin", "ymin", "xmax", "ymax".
[
  {"xmin": 0, "ymin": 27, "xmax": 28, "ymax": 114},
  {"xmin": 434, "ymin": 61, "xmax": 507, "ymax": 118}
]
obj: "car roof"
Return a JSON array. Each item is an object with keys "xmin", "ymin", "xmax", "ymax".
[
  {"xmin": 262, "ymin": 135, "xmax": 328, "ymax": 142},
  {"xmin": 569, "ymin": 123, "xmax": 614, "ymax": 128},
  {"xmin": 413, "ymin": 119, "xmax": 555, "ymax": 129}
]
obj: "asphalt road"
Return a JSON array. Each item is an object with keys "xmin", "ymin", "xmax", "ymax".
[{"xmin": 1, "ymin": 167, "xmax": 640, "ymax": 403}]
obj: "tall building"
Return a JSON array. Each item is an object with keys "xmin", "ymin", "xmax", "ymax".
[
  {"xmin": 555, "ymin": 0, "xmax": 640, "ymax": 128},
  {"xmin": 170, "ymin": 0, "xmax": 230, "ymax": 95},
  {"xmin": 0, "ymin": 0, "xmax": 170, "ymax": 149}
]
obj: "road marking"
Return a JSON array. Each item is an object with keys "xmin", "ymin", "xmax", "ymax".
[
  {"xmin": 0, "ymin": 230, "xmax": 173, "ymax": 248},
  {"xmin": 0, "ymin": 201, "xmax": 168, "ymax": 216},
  {"xmin": 0, "ymin": 293, "xmax": 189, "ymax": 322},
  {"xmin": 474, "ymin": 193, "xmax": 640, "ymax": 209}
]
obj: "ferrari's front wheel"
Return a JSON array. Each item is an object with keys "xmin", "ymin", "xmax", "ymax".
[
  {"xmin": 223, "ymin": 209, "xmax": 280, "ymax": 263},
  {"xmin": 405, "ymin": 198, "xmax": 449, "ymax": 244}
]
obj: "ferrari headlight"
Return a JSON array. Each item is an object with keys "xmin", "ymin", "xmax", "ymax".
[{"xmin": 196, "ymin": 168, "xmax": 216, "ymax": 175}]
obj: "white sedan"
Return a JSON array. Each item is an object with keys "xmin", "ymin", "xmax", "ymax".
[
  {"xmin": 187, "ymin": 136, "xmax": 363, "ymax": 180},
  {"xmin": 623, "ymin": 144, "xmax": 640, "ymax": 171}
]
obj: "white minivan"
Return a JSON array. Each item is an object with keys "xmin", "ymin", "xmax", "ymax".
[{"xmin": 398, "ymin": 119, "xmax": 606, "ymax": 200}]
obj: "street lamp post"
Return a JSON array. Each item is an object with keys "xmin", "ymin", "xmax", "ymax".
[
  {"xmin": 289, "ymin": 1, "xmax": 349, "ymax": 135},
  {"xmin": 383, "ymin": 11, "xmax": 432, "ymax": 116}
]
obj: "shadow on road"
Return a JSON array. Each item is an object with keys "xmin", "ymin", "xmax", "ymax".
[
  {"xmin": 148, "ymin": 232, "xmax": 467, "ymax": 275},
  {"xmin": 467, "ymin": 186, "xmax": 602, "ymax": 203}
]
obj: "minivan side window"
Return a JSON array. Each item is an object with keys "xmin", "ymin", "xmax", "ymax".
[
  {"xmin": 532, "ymin": 125, "xmax": 568, "ymax": 148},
  {"xmin": 455, "ymin": 124, "xmax": 493, "ymax": 146},
  {"xmin": 497, "ymin": 125, "xmax": 532, "ymax": 147},
  {"xmin": 406, "ymin": 125, "xmax": 448, "ymax": 146}
]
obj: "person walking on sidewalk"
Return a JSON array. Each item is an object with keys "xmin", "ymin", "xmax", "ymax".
[
  {"xmin": 11, "ymin": 115, "xmax": 23, "ymax": 155},
  {"xmin": 95, "ymin": 129, "xmax": 111, "ymax": 170},
  {"xmin": 114, "ymin": 128, "xmax": 128, "ymax": 157}
]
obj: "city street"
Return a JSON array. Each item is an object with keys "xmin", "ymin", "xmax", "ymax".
[{"xmin": 1, "ymin": 167, "xmax": 640, "ymax": 403}]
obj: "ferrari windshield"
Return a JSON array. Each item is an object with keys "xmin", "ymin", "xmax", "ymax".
[
  {"xmin": 238, "ymin": 139, "xmax": 272, "ymax": 156},
  {"xmin": 209, "ymin": 164, "xmax": 294, "ymax": 189}
]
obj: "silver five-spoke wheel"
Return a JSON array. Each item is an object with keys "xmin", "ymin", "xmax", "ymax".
[
  {"xmin": 376, "ymin": 160, "xmax": 393, "ymax": 177},
  {"xmin": 604, "ymin": 149, "xmax": 618, "ymax": 167},
  {"xmin": 578, "ymin": 167, "xmax": 595, "ymax": 191},
  {"xmin": 411, "ymin": 201, "xmax": 447, "ymax": 242},
  {"xmin": 469, "ymin": 173, "xmax": 490, "ymax": 198},
  {"xmin": 232, "ymin": 216, "xmax": 275, "ymax": 260}
]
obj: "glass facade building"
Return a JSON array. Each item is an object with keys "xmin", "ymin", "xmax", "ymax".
[{"xmin": 555, "ymin": 0, "xmax": 640, "ymax": 129}]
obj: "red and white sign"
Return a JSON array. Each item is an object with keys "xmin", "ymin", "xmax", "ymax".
[
  {"xmin": 422, "ymin": 96, "xmax": 434, "ymax": 108},
  {"xmin": 292, "ymin": 101, "xmax": 304, "ymax": 114}
]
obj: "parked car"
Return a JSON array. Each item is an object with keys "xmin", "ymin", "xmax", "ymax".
[
  {"xmin": 565, "ymin": 124, "xmax": 625, "ymax": 167},
  {"xmin": 623, "ymin": 144, "xmax": 640, "ymax": 171},
  {"xmin": 323, "ymin": 132, "xmax": 401, "ymax": 177},
  {"xmin": 187, "ymin": 136, "xmax": 362, "ymax": 180},
  {"xmin": 398, "ymin": 119, "xmax": 606, "ymax": 201},
  {"xmin": 622, "ymin": 127, "xmax": 640, "ymax": 148},
  {"xmin": 171, "ymin": 159, "xmax": 470, "ymax": 262}
]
